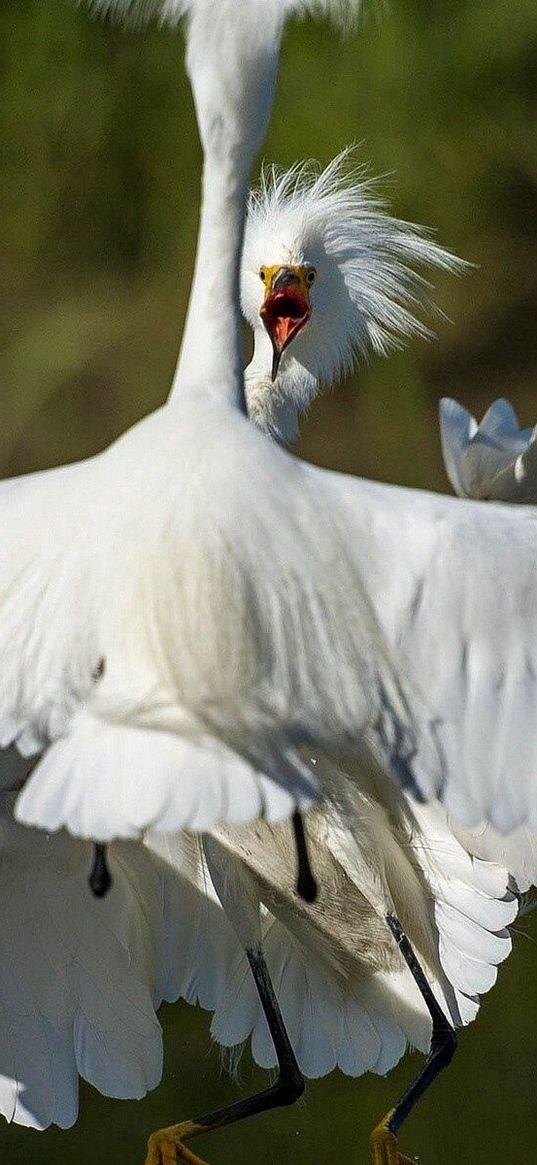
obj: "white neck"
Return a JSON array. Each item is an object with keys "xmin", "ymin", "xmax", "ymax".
[
  {"xmin": 170, "ymin": 156, "xmax": 247, "ymax": 408},
  {"xmin": 168, "ymin": 0, "xmax": 281, "ymax": 410}
]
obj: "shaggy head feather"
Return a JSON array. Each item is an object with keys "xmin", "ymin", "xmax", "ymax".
[
  {"xmin": 86, "ymin": 0, "xmax": 362, "ymax": 31},
  {"xmin": 242, "ymin": 148, "xmax": 466, "ymax": 441}
]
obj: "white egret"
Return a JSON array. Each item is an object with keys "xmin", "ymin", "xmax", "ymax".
[
  {"xmin": 146, "ymin": 162, "xmax": 537, "ymax": 1165},
  {"xmin": 440, "ymin": 395, "xmax": 537, "ymax": 502},
  {"xmin": 149, "ymin": 164, "xmax": 534, "ymax": 1165},
  {"xmin": 139, "ymin": 158, "xmax": 534, "ymax": 1164},
  {"xmin": 0, "ymin": 145, "xmax": 501, "ymax": 1155},
  {"xmin": 0, "ymin": 0, "xmax": 391, "ymax": 1148},
  {"xmin": 3, "ymin": 0, "xmax": 537, "ymax": 1160}
]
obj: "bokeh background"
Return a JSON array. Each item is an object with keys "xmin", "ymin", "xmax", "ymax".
[{"xmin": 1, "ymin": 0, "xmax": 537, "ymax": 1161}]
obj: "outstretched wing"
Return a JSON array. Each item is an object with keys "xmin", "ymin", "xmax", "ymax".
[
  {"xmin": 0, "ymin": 466, "xmax": 101, "ymax": 754},
  {"xmin": 313, "ymin": 465, "xmax": 537, "ymax": 833}
]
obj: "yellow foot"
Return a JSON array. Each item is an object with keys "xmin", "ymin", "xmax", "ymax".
[
  {"xmin": 370, "ymin": 1111, "xmax": 418, "ymax": 1165},
  {"xmin": 145, "ymin": 1119, "xmax": 211, "ymax": 1165}
]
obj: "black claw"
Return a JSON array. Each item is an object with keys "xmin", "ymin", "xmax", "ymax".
[{"xmin": 89, "ymin": 843, "xmax": 112, "ymax": 898}]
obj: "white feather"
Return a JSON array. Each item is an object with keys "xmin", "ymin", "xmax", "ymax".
[
  {"xmin": 305, "ymin": 466, "xmax": 537, "ymax": 834},
  {"xmin": 440, "ymin": 396, "xmax": 537, "ymax": 503},
  {"xmin": 4, "ymin": 0, "xmax": 536, "ymax": 1135},
  {"xmin": 197, "ymin": 755, "xmax": 517, "ymax": 1081},
  {"xmin": 15, "ymin": 709, "xmax": 314, "ymax": 840},
  {"xmin": 0, "ymin": 793, "xmax": 174, "ymax": 1128},
  {"xmin": 242, "ymin": 149, "xmax": 465, "ymax": 440},
  {"xmin": 5, "ymin": 6, "xmax": 413, "ymax": 847},
  {"xmin": 444, "ymin": 820, "xmax": 537, "ymax": 895}
]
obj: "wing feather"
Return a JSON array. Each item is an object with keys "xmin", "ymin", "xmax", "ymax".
[
  {"xmin": 0, "ymin": 791, "xmax": 186, "ymax": 1128},
  {"xmin": 14, "ymin": 710, "xmax": 316, "ymax": 841},
  {"xmin": 316, "ymin": 467, "xmax": 537, "ymax": 833}
]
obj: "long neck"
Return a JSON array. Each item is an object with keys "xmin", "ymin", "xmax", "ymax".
[
  {"xmin": 169, "ymin": 154, "xmax": 247, "ymax": 409},
  {"xmin": 168, "ymin": 1, "xmax": 281, "ymax": 410}
]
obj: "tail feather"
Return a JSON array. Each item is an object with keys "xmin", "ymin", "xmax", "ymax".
[
  {"xmin": 0, "ymin": 793, "xmax": 169, "ymax": 1128},
  {"xmin": 338, "ymin": 997, "xmax": 382, "ymax": 1076},
  {"xmin": 210, "ymin": 912, "xmax": 416, "ymax": 1079},
  {"xmin": 145, "ymin": 832, "xmax": 244, "ymax": 1011},
  {"xmin": 449, "ymin": 821, "xmax": 537, "ymax": 893},
  {"xmin": 403, "ymin": 798, "xmax": 516, "ymax": 1020}
]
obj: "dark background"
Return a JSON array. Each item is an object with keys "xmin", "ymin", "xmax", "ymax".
[{"xmin": 1, "ymin": 1, "xmax": 537, "ymax": 1161}]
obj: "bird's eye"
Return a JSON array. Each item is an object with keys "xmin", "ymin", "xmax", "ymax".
[
  {"xmin": 306, "ymin": 269, "xmax": 316, "ymax": 285},
  {"xmin": 259, "ymin": 267, "xmax": 267, "ymax": 283}
]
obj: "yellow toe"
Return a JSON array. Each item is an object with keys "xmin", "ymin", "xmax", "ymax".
[
  {"xmin": 370, "ymin": 1111, "xmax": 417, "ymax": 1165},
  {"xmin": 145, "ymin": 1120, "xmax": 210, "ymax": 1165}
]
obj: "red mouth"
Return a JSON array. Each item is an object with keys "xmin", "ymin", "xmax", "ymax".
[{"xmin": 260, "ymin": 288, "xmax": 311, "ymax": 379}]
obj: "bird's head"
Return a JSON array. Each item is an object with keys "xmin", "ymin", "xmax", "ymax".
[{"xmin": 241, "ymin": 148, "xmax": 466, "ymax": 443}]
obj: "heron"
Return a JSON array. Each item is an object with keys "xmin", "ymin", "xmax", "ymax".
[
  {"xmin": 1, "ymin": 0, "xmax": 384, "ymax": 1145},
  {"xmin": 4, "ymin": 2, "xmax": 537, "ymax": 1161},
  {"xmin": 147, "ymin": 161, "xmax": 535, "ymax": 1165},
  {"xmin": 3, "ymin": 142, "xmax": 527, "ymax": 1161}
]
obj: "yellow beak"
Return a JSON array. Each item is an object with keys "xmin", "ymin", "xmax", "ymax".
[{"xmin": 260, "ymin": 265, "xmax": 313, "ymax": 380}]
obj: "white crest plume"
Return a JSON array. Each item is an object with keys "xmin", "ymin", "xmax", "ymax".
[
  {"xmin": 242, "ymin": 148, "xmax": 466, "ymax": 440},
  {"xmin": 86, "ymin": 0, "xmax": 362, "ymax": 31}
]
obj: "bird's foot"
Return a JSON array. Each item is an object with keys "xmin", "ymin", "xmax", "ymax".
[
  {"xmin": 370, "ymin": 1112, "xmax": 417, "ymax": 1165},
  {"xmin": 145, "ymin": 1120, "xmax": 210, "ymax": 1165}
]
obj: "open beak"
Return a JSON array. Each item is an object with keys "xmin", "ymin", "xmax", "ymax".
[{"xmin": 260, "ymin": 266, "xmax": 312, "ymax": 380}]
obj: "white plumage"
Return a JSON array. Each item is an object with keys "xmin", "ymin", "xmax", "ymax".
[
  {"xmin": 1, "ymin": 0, "xmax": 535, "ymax": 1143},
  {"xmin": 196, "ymin": 762, "xmax": 520, "ymax": 1080},
  {"xmin": 437, "ymin": 393, "xmax": 537, "ymax": 888},
  {"xmin": 7, "ymin": 0, "xmax": 400, "ymax": 842},
  {"xmin": 0, "ymin": 754, "xmax": 180, "ymax": 1128},
  {"xmin": 0, "ymin": 0, "xmax": 383, "ymax": 1133},
  {"xmin": 440, "ymin": 395, "xmax": 537, "ymax": 502},
  {"xmin": 89, "ymin": 0, "xmax": 361, "ymax": 31},
  {"xmin": 167, "ymin": 166, "xmax": 534, "ymax": 1085},
  {"xmin": 6, "ymin": 2, "xmax": 537, "ymax": 849},
  {"xmin": 242, "ymin": 150, "xmax": 464, "ymax": 442},
  {"xmin": 239, "ymin": 153, "xmax": 537, "ymax": 835}
]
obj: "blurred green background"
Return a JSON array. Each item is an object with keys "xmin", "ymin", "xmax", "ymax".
[{"xmin": 1, "ymin": 0, "xmax": 537, "ymax": 1162}]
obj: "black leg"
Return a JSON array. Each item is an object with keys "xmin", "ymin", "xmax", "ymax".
[
  {"xmin": 370, "ymin": 913, "xmax": 457, "ymax": 1164},
  {"xmin": 89, "ymin": 843, "xmax": 112, "ymax": 897},
  {"xmin": 145, "ymin": 945, "xmax": 304, "ymax": 1165},
  {"xmin": 292, "ymin": 811, "xmax": 318, "ymax": 903}
]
